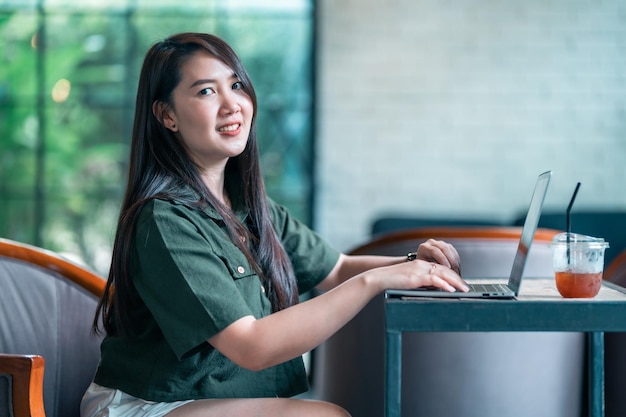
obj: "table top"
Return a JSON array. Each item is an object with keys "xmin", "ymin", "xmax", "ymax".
[
  {"xmin": 385, "ymin": 279, "xmax": 626, "ymax": 333},
  {"xmin": 517, "ymin": 278, "xmax": 626, "ymax": 301}
]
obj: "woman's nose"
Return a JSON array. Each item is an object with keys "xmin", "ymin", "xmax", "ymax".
[{"xmin": 220, "ymin": 91, "xmax": 241, "ymax": 114}]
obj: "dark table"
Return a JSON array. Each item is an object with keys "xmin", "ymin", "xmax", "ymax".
[{"xmin": 384, "ymin": 279, "xmax": 626, "ymax": 417}]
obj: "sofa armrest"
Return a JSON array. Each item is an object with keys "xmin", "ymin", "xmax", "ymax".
[{"xmin": 0, "ymin": 354, "xmax": 46, "ymax": 417}]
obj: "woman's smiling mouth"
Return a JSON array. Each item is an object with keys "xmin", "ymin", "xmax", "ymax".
[{"xmin": 218, "ymin": 123, "xmax": 241, "ymax": 133}]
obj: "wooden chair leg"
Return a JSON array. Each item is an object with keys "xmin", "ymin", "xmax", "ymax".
[{"xmin": 0, "ymin": 354, "xmax": 46, "ymax": 417}]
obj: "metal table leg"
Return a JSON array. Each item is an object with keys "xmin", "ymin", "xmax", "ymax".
[
  {"xmin": 386, "ymin": 329, "xmax": 402, "ymax": 417},
  {"xmin": 588, "ymin": 332, "xmax": 605, "ymax": 417}
]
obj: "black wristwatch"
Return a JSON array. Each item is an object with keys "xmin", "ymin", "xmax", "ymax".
[{"xmin": 406, "ymin": 252, "xmax": 417, "ymax": 262}]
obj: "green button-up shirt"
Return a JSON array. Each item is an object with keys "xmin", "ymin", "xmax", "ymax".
[{"xmin": 94, "ymin": 195, "xmax": 340, "ymax": 401}]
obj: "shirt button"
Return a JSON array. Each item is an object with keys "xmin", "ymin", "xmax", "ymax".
[{"xmin": 237, "ymin": 266, "xmax": 245, "ymax": 274}]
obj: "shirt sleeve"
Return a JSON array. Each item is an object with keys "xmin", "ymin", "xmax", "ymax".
[
  {"xmin": 267, "ymin": 199, "xmax": 340, "ymax": 294},
  {"xmin": 131, "ymin": 199, "xmax": 261, "ymax": 359}
]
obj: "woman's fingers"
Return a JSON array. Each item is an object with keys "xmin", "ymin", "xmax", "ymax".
[
  {"xmin": 416, "ymin": 239, "xmax": 462, "ymax": 275},
  {"xmin": 425, "ymin": 261, "xmax": 469, "ymax": 292}
]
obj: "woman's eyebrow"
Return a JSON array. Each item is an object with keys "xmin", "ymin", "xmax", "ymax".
[
  {"xmin": 189, "ymin": 79, "xmax": 216, "ymax": 88},
  {"xmin": 189, "ymin": 73, "xmax": 238, "ymax": 89}
]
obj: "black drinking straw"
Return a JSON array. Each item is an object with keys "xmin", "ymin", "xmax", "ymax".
[{"xmin": 566, "ymin": 182, "xmax": 581, "ymax": 264}]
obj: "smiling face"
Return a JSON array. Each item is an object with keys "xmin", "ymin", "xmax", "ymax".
[{"xmin": 157, "ymin": 51, "xmax": 254, "ymax": 172}]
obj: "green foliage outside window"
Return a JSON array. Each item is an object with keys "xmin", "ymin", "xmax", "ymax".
[{"xmin": 0, "ymin": 1, "xmax": 314, "ymax": 275}]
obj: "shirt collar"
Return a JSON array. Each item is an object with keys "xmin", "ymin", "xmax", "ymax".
[{"xmin": 172, "ymin": 181, "xmax": 249, "ymax": 223}]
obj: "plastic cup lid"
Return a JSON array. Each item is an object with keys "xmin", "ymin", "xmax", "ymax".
[{"xmin": 551, "ymin": 232, "xmax": 609, "ymax": 248}]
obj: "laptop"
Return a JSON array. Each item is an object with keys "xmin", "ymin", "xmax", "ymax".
[{"xmin": 386, "ymin": 170, "xmax": 552, "ymax": 299}]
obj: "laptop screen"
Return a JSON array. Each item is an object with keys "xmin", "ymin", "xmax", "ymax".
[{"xmin": 508, "ymin": 170, "xmax": 552, "ymax": 293}]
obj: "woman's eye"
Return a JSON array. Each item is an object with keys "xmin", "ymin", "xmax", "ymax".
[
  {"xmin": 199, "ymin": 88, "xmax": 214, "ymax": 96},
  {"xmin": 232, "ymin": 81, "xmax": 244, "ymax": 90}
]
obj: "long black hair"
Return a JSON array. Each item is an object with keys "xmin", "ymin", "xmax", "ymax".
[{"xmin": 94, "ymin": 33, "xmax": 299, "ymax": 336}]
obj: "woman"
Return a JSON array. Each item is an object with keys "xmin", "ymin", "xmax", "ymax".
[{"xmin": 81, "ymin": 32, "xmax": 468, "ymax": 417}]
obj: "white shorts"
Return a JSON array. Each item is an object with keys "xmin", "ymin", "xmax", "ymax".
[{"xmin": 80, "ymin": 383, "xmax": 194, "ymax": 417}]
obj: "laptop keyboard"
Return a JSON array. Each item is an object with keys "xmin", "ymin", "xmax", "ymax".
[{"xmin": 469, "ymin": 283, "xmax": 511, "ymax": 294}]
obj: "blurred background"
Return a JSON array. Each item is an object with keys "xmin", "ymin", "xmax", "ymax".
[
  {"xmin": 0, "ymin": 0, "xmax": 315, "ymax": 274},
  {"xmin": 1, "ymin": 0, "xmax": 625, "ymax": 276},
  {"xmin": 315, "ymin": 0, "xmax": 626, "ymax": 255}
]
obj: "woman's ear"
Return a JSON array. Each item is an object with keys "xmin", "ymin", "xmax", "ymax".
[{"xmin": 152, "ymin": 100, "xmax": 179, "ymax": 132}]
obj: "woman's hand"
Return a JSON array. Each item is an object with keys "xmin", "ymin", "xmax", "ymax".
[
  {"xmin": 415, "ymin": 239, "xmax": 462, "ymax": 275},
  {"xmin": 385, "ymin": 257, "xmax": 468, "ymax": 293}
]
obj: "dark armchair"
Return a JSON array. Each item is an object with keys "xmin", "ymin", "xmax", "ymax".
[{"xmin": 0, "ymin": 238, "xmax": 106, "ymax": 417}]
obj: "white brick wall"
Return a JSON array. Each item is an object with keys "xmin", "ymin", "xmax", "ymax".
[{"xmin": 315, "ymin": 0, "xmax": 626, "ymax": 253}]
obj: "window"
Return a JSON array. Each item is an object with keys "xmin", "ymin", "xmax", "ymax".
[{"xmin": 0, "ymin": 0, "xmax": 315, "ymax": 274}]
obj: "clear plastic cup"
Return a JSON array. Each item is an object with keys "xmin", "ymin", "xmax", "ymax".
[{"xmin": 551, "ymin": 233, "xmax": 609, "ymax": 298}]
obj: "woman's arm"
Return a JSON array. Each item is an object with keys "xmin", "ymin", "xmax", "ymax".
[
  {"xmin": 208, "ymin": 255, "xmax": 467, "ymax": 372},
  {"xmin": 317, "ymin": 238, "xmax": 463, "ymax": 291},
  {"xmin": 314, "ymin": 253, "xmax": 404, "ymax": 291}
]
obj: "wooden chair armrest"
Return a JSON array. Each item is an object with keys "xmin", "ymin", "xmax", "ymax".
[
  {"xmin": 0, "ymin": 354, "xmax": 46, "ymax": 417},
  {"xmin": 0, "ymin": 238, "xmax": 105, "ymax": 297}
]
